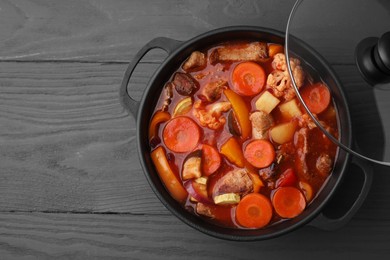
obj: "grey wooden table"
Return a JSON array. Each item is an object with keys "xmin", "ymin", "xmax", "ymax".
[{"xmin": 1, "ymin": 0, "xmax": 389, "ymax": 259}]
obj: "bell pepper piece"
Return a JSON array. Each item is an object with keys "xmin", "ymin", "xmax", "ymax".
[
  {"xmin": 220, "ymin": 137, "xmax": 245, "ymax": 167},
  {"xmin": 149, "ymin": 110, "xmax": 171, "ymax": 141},
  {"xmin": 224, "ymin": 89, "xmax": 251, "ymax": 139},
  {"xmin": 245, "ymin": 163, "xmax": 264, "ymax": 193},
  {"xmin": 151, "ymin": 146, "xmax": 188, "ymax": 203}
]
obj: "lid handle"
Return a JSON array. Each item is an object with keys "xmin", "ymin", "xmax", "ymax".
[{"xmin": 356, "ymin": 31, "xmax": 390, "ymax": 85}]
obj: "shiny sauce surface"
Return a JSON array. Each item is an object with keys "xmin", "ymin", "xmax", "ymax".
[{"xmin": 149, "ymin": 40, "xmax": 339, "ymax": 229}]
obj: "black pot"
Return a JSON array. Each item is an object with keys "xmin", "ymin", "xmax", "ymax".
[{"xmin": 120, "ymin": 26, "xmax": 373, "ymax": 241}]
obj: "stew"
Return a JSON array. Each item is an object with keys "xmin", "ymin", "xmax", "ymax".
[{"xmin": 149, "ymin": 40, "xmax": 338, "ymax": 229}]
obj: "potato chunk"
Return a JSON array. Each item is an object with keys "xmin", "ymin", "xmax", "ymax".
[
  {"xmin": 255, "ymin": 91, "xmax": 280, "ymax": 114},
  {"xmin": 213, "ymin": 193, "xmax": 241, "ymax": 205},
  {"xmin": 270, "ymin": 122, "xmax": 297, "ymax": 144}
]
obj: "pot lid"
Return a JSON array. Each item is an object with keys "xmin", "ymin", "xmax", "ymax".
[{"xmin": 285, "ymin": 0, "xmax": 390, "ymax": 166}]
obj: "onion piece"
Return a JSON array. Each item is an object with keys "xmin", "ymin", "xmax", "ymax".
[{"xmin": 184, "ymin": 180, "xmax": 211, "ymax": 204}]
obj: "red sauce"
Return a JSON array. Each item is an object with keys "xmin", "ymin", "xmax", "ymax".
[{"xmin": 149, "ymin": 41, "xmax": 339, "ymax": 229}]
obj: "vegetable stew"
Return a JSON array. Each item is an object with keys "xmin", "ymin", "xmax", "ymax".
[{"xmin": 149, "ymin": 40, "xmax": 339, "ymax": 229}]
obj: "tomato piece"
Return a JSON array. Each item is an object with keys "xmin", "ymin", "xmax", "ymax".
[{"xmin": 276, "ymin": 168, "xmax": 298, "ymax": 188}]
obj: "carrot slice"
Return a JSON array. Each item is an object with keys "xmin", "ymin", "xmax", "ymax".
[
  {"xmin": 151, "ymin": 146, "xmax": 188, "ymax": 203},
  {"xmin": 236, "ymin": 193, "xmax": 273, "ymax": 228},
  {"xmin": 232, "ymin": 62, "xmax": 266, "ymax": 96},
  {"xmin": 272, "ymin": 187, "xmax": 306, "ymax": 219},
  {"xmin": 244, "ymin": 140, "xmax": 275, "ymax": 168},
  {"xmin": 163, "ymin": 116, "xmax": 200, "ymax": 153},
  {"xmin": 300, "ymin": 83, "xmax": 331, "ymax": 114},
  {"xmin": 202, "ymin": 144, "xmax": 221, "ymax": 176}
]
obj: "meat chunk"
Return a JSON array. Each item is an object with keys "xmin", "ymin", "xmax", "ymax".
[
  {"xmin": 316, "ymin": 153, "xmax": 332, "ymax": 176},
  {"xmin": 196, "ymin": 203, "xmax": 215, "ymax": 218},
  {"xmin": 266, "ymin": 53, "xmax": 305, "ymax": 101},
  {"xmin": 162, "ymin": 82, "xmax": 174, "ymax": 111},
  {"xmin": 210, "ymin": 42, "xmax": 268, "ymax": 64},
  {"xmin": 202, "ymin": 80, "xmax": 227, "ymax": 102},
  {"xmin": 182, "ymin": 51, "xmax": 206, "ymax": 71},
  {"xmin": 298, "ymin": 113, "xmax": 317, "ymax": 130},
  {"xmin": 212, "ymin": 169, "xmax": 253, "ymax": 197},
  {"xmin": 193, "ymin": 100, "xmax": 231, "ymax": 130},
  {"xmin": 294, "ymin": 127, "xmax": 309, "ymax": 179},
  {"xmin": 250, "ymin": 111, "xmax": 274, "ymax": 139},
  {"xmin": 172, "ymin": 72, "xmax": 199, "ymax": 96}
]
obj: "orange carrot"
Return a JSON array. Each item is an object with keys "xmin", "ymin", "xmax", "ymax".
[
  {"xmin": 244, "ymin": 140, "xmax": 275, "ymax": 168},
  {"xmin": 163, "ymin": 116, "xmax": 200, "ymax": 153},
  {"xmin": 300, "ymin": 83, "xmax": 331, "ymax": 114},
  {"xmin": 236, "ymin": 193, "xmax": 273, "ymax": 228},
  {"xmin": 202, "ymin": 144, "xmax": 221, "ymax": 176},
  {"xmin": 272, "ymin": 187, "xmax": 306, "ymax": 218},
  {"xmin": 232, "ymin": 62, "xmax": 266, "ymax": 96},
  {"xmin": 268, "ymin": 44, "xmax": 284, "ymax": 57},
  {"xmin": 151, "ymin": 146, "xmax": 188, "ymax": 203}
]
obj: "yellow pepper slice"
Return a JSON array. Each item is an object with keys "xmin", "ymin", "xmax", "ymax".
[
  {"xmin": 220, "ymin": 137, "xmax": 245, "ymax": 167},
  {"xmin": 149, "ymin": 110, "xmax": 171, "ymax": 141},
  {"xmin": 151, "ymin": 146, "xmax": 188, "ymax": 203},
  {"xmin": 224, "ymin": 89, "xmax": 251, "ymax": 140}
]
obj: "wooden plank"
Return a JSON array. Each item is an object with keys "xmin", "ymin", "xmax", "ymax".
[
  {"xmin": 1, "ymin": 61, "xmax": 390, "ymax": 214},
  {"xmin": 0, "ymin": 0, "xmax": 295, "ymax": 62},
  {"xmin": 0, "ymin": 212, "xmax": 389, "ymax": 259},
  {"xmin": 0, "ymin": 61, "xmax": 166, "ymax": 213},
  {"xmin": 2, "ymin": 0, "xmax": 389, "ymax": 64}
]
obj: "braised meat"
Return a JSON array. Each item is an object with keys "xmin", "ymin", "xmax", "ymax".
[
  {"xmin": 316, "ymin": 153, "xmax": 332, "ymax": 176},
  {"xmin": 250, "ymin": 111, "xmax": 274, "ymax": 140},
  {"xmin": 182, "ymin": 51, "xmax": 206, "ymax": 71},
  {"xmin": 172, "ymin": 72, "xmax": 199, "ymax": 96},
  {"xmin": 210, "ymin": 42, "xmax": 268, "ymax": 64},
  {"xmin": 196, "ymin": 203, "xmax": 215, "ymax": 218},
  {"xmin": 202, "ymin": 80, "xmax": 227, "ymax": 102},
  {"xmin": 212, "ymin": 169, "xmax": 253, "ymax": 197}
]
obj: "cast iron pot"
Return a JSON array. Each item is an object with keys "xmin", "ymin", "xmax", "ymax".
[{"xmin": 120, "ymin": 26, "xmax": 373, "ymax": 241}]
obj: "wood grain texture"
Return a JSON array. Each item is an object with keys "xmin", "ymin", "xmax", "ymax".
[
  {"xmin": 0, "ymin": 212, "xmax": 389, "ymax": 259},
  {"xmin": 0, "ymin": 0, "xmax": 294, "ymax": 62},
  {"xmin": 1, "ymin": 0, "xmax": 390, "ymax": 258},
  {"xmin": 0, "ymin": 61, "xmax": 167, "ymax": 213},
  {"xmin": 1, "ymin": 61, "xmax": 389, "ymax": 214}
]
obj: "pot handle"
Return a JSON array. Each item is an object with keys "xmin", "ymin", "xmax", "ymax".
[
  {"xmin": 308, "ymin": 156, "xmax": 373, "ymax": 230},
  {"xmin": 120, "ymin": 37, "xmax": 182, "ymax": 118}
]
